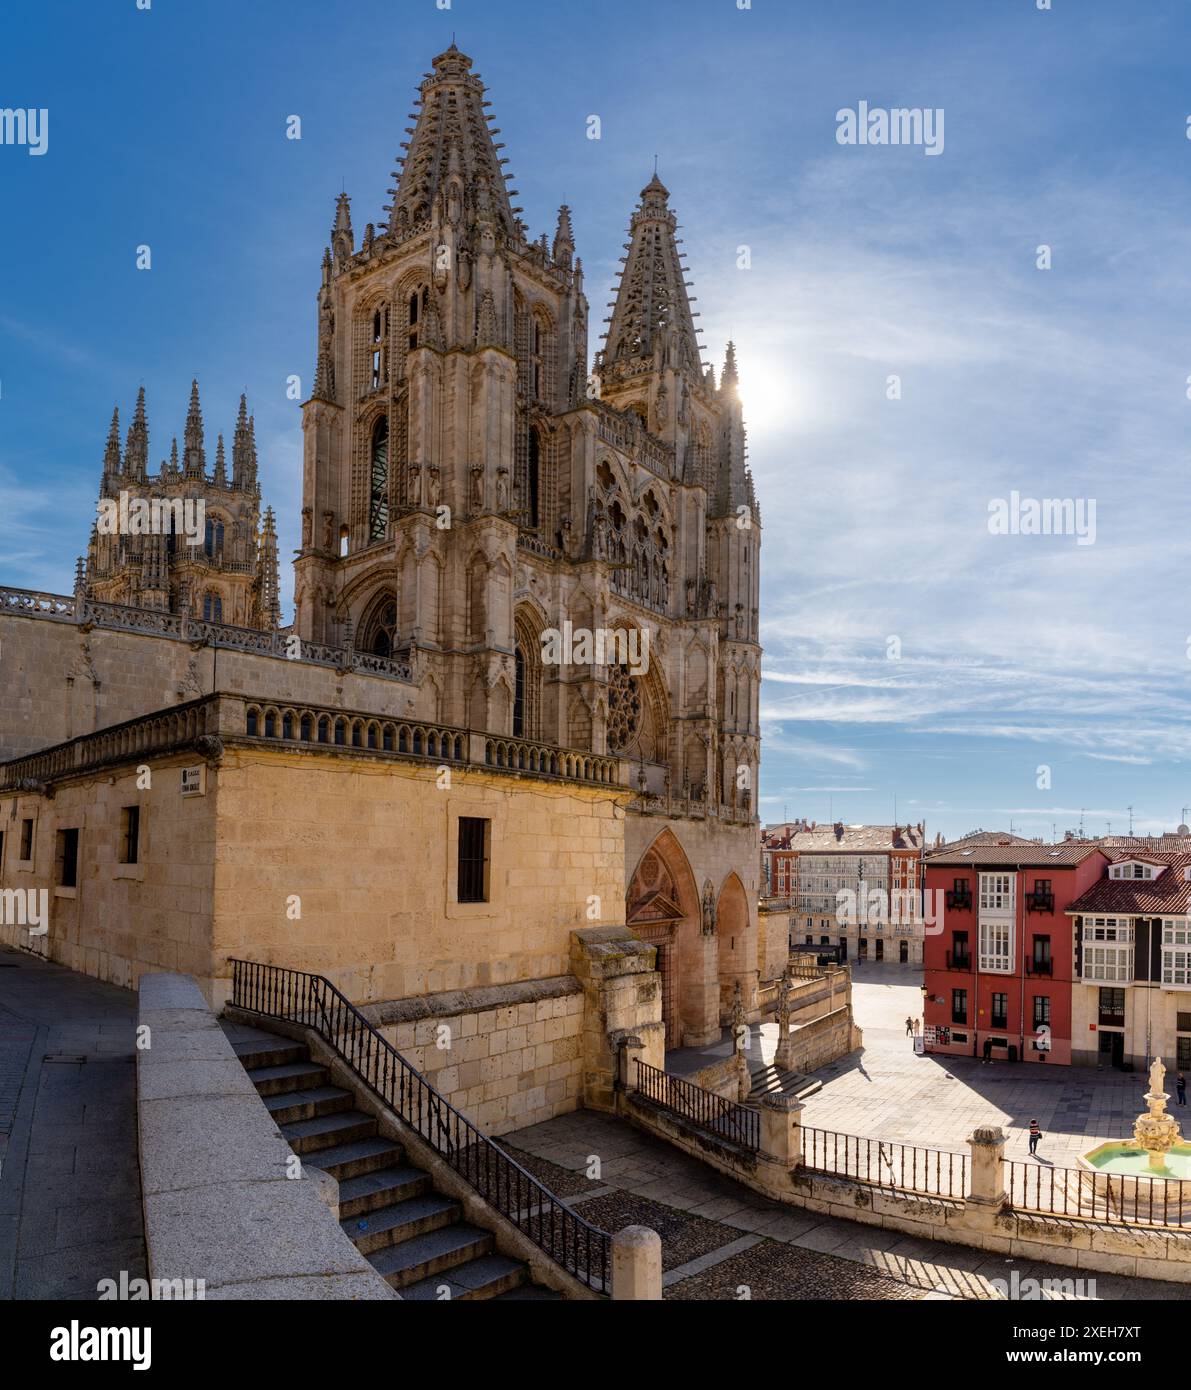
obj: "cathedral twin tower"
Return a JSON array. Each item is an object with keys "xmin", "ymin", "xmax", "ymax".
[{"xmin": 86, "ymin": 42, "xmax": 761, "ymax": 806}]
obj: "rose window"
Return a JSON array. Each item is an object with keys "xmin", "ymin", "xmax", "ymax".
[{"xmin": 607, "ymin": 662, "xmax": 642, "ymax": 752}]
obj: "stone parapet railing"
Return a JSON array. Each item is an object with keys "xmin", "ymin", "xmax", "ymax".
[
  {"xmin": 0, "ymin": 585, "xmax": 413, "ymax": 683},
  {"xmin": 0, "ymin": 691, "xmax": 631, "ymax": 793}
]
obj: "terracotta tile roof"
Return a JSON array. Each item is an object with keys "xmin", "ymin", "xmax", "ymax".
[
  {"xmin": 926, "ymin": 842, "xmax": 1105, "ymax": 868},
  {"xmin": 1068, "ymin": 856, "xmax": 1191, "ymax": 915}
]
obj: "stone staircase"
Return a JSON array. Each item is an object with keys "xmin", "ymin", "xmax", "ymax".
[
  {"xmin": 225, "ymin": 1024, "xmax": 564, "ymax": 1301},
  {"xmin": 744, "ymin": 1060, "xmax": 822, "ymax": 1108}
]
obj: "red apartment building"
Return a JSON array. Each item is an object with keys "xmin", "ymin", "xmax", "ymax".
[{"xmin": 923, "ymin": 839, "xmax": 1109, "ymax": 1066}]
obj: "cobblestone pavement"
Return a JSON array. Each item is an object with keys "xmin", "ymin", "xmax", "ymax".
[
  {"xmin": 801, "ymin": 961, "xmax": 1155, "ymax": 1168},
  {"xmin": 503, "ymin": 1110, "xmax": 1186, "ymax": 1300},
  {"xmin": 0, "ymin": 947, "xmax": 145, "ymax": 1300}
]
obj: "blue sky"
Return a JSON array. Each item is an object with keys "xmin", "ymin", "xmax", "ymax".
[{"xmin": 2, "ymin": 0, "xmax": 1191, "ymax": 840}]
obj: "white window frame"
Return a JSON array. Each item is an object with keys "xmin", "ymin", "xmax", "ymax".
[
  {"xmin": 979, "ymin": 919, "xmax": 1013, "ymax": 973},
  {"xmin": 1082, "ymin": 945, "xmax": 1133, "ymax": 983},
  {"xmin": 979, "ymin": 872, "xmax": 1013, "ymax": 912}
]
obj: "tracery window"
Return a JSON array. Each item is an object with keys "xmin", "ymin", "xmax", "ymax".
[
  {"xmin": 370, "ymin": 307, "xmax": 389, "ymax": 391},
  {"xmin": 607, "ymin": 662, "xmax": 642, "ymax": 753},
  {"xmin": 202, "ymin": 592, "xmax": 223, "ymax": 622},
  {"xmin": 369, "ymin": 416, "xmax": 389, "ymax": 542},
  {"xmin": 365, "ymin": 599, "xmax": 400, "ymax": 658}
]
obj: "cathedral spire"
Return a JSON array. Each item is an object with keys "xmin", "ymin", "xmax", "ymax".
[
  {"xmin": 232, "ymin": 393, "xmax": 257, "ymax": 489},
  {"xmin": 382, "ymin": 44, "xmax": 518, "ymax": 240},
  {"xmin": 125, "ymin": 386, "xmax": 148, "ymax": 481},
  {"xmin": 214, "ymin": 432, "xmax": 227, "ymax": 487},
  {"xmin": 552, "ymin": 204, "xmax": 574, "ymax": 269},
  {"xmin": 167, "ymin": 437, "xmax": 179, "ymax": 476},
  {"xmin": 603, "ymin": 172, "xmax": 702, "ymax": 377},
  {"xmin": 183, "ymin": 378, "xmax": 206, "ymax": 476},
  {"xmin": 257, "ymin": 506, "xmax": 281, "ymax": 629},
  {"xmin": 102, "ymin": 406, "xmax": 122, "ymax": 478},
  {"xmin": 721, "ymin": 341, "xmax": 739, "ymax": 393},
  {"xmin": 331, "ymin": 192, "xmax": 353, "ymax": 268}
]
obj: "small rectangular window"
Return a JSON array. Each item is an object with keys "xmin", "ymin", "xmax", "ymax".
[
  {"xmin": 457, "ymin": 817, "xmax": 489, "ymax": 903},
  {"xmin": 1033, "ymin": 995, "xmax": 1051, "ymax": 1028},
  {"xmin": 20, "ymin": 818, "xmax": 33, "ymax": 861},
  {"xmin": 991, "ymin": 992, "xmax": 1008, "ymax": 1029},
  {"xmin": 56, "ymin": 828, "xmax": 79, "ymax": 888},
  {"xmin": 119, "ymin": 806, "xmax": 140, "ymax": 865}
]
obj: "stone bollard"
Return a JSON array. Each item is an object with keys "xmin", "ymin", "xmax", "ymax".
[
  {"xmin": 756, "ymin": 1093, "xmax": 802, "ymax": 1196},
  {"xmin": 617, "ymin": 1034, "xmax": 645, "ymax": 1096},
  {"xmin": 611, "ymin": 1224, "xmax": 663, "ymax": 1300},
  {"xmin": 964, "ymin": 1124, "xmax": 1008, "ymax": 1233}
]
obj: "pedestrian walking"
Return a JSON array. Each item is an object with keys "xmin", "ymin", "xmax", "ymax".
[
  {"xmin": 1028, "ymin": 1118, "xmax": 1042, "ymax": 1156},
  {"xmin": 1178, "ymin": 1072, "xmax": 1187, "ymax": 1105},
  {"xmin": 905, "ymin": 1016, "xmax": 914, "ymax": 1036},
  {"xmin": 913, "ymin": 1018, "xmax": 921, "ymax": 1035},
  {"xmin": 982, "ymin": 1037, "xmax": 992, "ymax": 1065}
]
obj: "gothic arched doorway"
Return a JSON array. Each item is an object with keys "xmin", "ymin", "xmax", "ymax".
[
  {"xmin": 716, "ymin": 872, "xmax": 755, "ymax": 1020},
  {"xmin": 626, "ymin": 829, "xmax": 704, "ymax": 1048}
]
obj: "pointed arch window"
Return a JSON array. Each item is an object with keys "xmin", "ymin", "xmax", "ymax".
[
  {"xmin": 364, "ymin": 598, "xmax": 400, "ymax": 658},
  {"xmin": 370, "ymin": 306, "xmax": 390, "ymax": 390},
  {"xmin": 513, "ymin": 646, "xmax": 526, "ymax": 737},
  {"xmin": 407, "ymin": 286, "xmax": 429, "ymax": 352},
  {"xmin": 527, "ymin": 429, "xmax": 540, "ymax": 530},
  {"xmin": 204, "ymin": 517, "xmax": 225, "ymax": 558},
  {"xmin": 202, "ymin": 592, "xmax": 223, "ymax": 622},
  {"xmin": 369, "ymin": 416, "xmax": 389, "ymax": 542}
]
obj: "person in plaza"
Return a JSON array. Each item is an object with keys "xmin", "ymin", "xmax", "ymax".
[
  {"xmin": 905, "ymin": 1016, "xmax": 914, "ymax": 1036},
  {"xmin": 982, "ymin": 1037, "xmax": 993, "ymax": 1064},
  {"xmin": 1028, "ymin": 1118, "xmax": 1042, "ymax": 1156},
  {"xmin": 913, "ymin": 1018, "xmax": 921, "ymax": 1035},
  {"xmin": 1178, "ymin": 1072, "xmax": 1187, "ymax": 1105}
]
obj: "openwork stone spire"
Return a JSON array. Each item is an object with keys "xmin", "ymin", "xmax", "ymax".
[
  {"xmin": 183, "ymin": 379, "xmax": 205, "ymax": 476},
  {"xmin": 257, "ymin": 505, "xmax": 282, "ymax": 629},
  {"xmin": 603, "ymin": 173, "xmax": 702, "ymax": 375},
  {"xmin": 232, "ymin": 393, "xmax": 257, "ymax": 490},
  {"xmin": 383, "ymin": 43, "xmax": 517, "ymax": 240},
  {"xmin": 102, "ymin": 407, "xmax": 121, "ymax": 478},
  {"xmin": 125, "ymin": 386, "xmax": 148, "ymax": 481}
]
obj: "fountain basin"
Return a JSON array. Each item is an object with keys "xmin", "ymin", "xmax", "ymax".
[{"xmin": 1081, "ymin": 1141, "xmax": 1191, "ymax": 1180}]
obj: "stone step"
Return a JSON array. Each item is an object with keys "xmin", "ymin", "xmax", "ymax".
[
  {"xmin": 281, "ymin": 1110, "xmax": 377, "ymax": 1155},
  {"xmin": 263, "ymin": 1085, "xmax": 354, "ymax": 1125},
  {"xmin": 338, "ymin": 1164, "xmax": 428, "ymax": 1220},
  {"xmin": 233, "ymin": 1038, "xmax": 308, "ymax": 1071},
  {"xmin": 397, "ymin": 1253, "xmax": 527, "ymax": 1302},
  {"xmin": 246, "ymin": 1060, "xmax": 329, "ymax": 1097},
  {"xmin": 309, "ymin": 1135, "xmax": 403, "ymax": 1182},
  {"xmin": 491, "ymin": 1283, "xmax": 566, "ymax": 1301},
  {"xmin": 368, "ymin": 1222, "xmax": 494, "ymax": 1289},
  {"xmin": 344, "ymin": 1192, "xmax": 461, "ymax": 1256}
]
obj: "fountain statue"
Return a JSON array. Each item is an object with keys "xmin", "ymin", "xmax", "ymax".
[{"xmin": 1132, "ymin": 1056, "xmax": 1183, "ymax": 1173}]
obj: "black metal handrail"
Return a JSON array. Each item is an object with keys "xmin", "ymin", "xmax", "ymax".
[
  {"xmin": 633, "ymin": 1059, "xmax": 760, "ymax": 1151},
  {"xmin": 230, "ymin": 959, "xmax": 612, "ymax": 1292},
  {"xmin": 802, "ymin": 1126, "xmax": 968, "ymax": 1199},
  {"xmin": 1006, "ymin": 1158, "xmax": 1191, "ymax": 1228}
]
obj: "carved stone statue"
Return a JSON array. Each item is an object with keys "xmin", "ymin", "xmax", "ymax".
[
  {"xmin": 470, "ymin": 465, "xmax": 484, "ymax": 512},
  {"xmin": 1150, "ymin": 1056, "xmax": 1166, "ymax": 1098}
]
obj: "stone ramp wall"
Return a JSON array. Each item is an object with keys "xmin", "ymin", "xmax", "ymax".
[{"xmin": 136, "ymin": 972, "xmax": 395, "ymax": 1300}]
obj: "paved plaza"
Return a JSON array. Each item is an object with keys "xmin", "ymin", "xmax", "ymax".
[
  {"xmin": 503, "ymin": 1108, "xmax": 1184, "ymax": 1300},
  {"xmin": 801, "ymin": 961, "xmax": 1153, "ymax": 1168},
  {"xmin": 0, "ymin": 946, "xmax": 145, "ymax": 1300}
]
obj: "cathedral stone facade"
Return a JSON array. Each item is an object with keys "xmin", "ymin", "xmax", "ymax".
[
  {"xmin": 0, "ymin": 44, "xmax": 766, "ymax": 1123},
  {"xmin": 85, "ymin": 384, "xmax": 281, "ymax": 631}
]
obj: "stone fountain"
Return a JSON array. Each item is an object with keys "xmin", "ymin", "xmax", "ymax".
[{"xmin": 1132, "ymin": 1057, "xmax": 1182, "ymax": 1172}]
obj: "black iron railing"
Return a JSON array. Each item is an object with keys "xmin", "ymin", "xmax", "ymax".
[
  {"xmin": 945, "ymin": 950, "xmax": 972, "ymax": 970},
  {"xmin": 1025, "ymin": 892, "xmax": 1055, "ymax": 914},
  {"xmin": 633, "ymin": 1059, "xmax": 760, "ymax": 1151},
  {"xmin": 230, "ymin": 959, "xmax": 612, "ymax": 1292},
  {"xmin": 945, "ymin": 890, "xmax": 973, "ymax": 912},
  {"xmin": 1006, "ymin": 1159, "xmax": 1191, "ymax": 1228},
  {"xmin": 1026, "ymin": 957, "xmax": 1053, "ymax": 976},
  {"xmin": 802, "ymin": 1127, "xmax": 968, "ymax": 1199}
]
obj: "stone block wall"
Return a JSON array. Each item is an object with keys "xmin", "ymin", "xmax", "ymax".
[{"xmin": 378, "ymin": 987, "xmax": 585, "ymax": 1137}]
